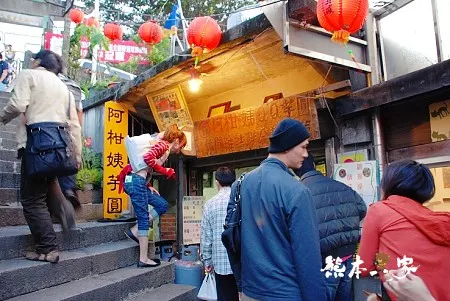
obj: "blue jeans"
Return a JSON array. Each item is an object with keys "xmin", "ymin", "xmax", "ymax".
[
  {"xmin": 325, "ymin": 258, "xmax": 354, "ymax": 301},
  {"xmin": 0, "ymin": 83, "xmax": 7, "ymax": 91},
  {"xmin": 123, "ymin": 173, "xmax": 168, "ymax": 237}
]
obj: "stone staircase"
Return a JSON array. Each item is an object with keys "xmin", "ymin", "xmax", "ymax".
[
  {"xmin": 0, "ymin": 91, "xmax": 21, "ymax": 208},
  {"xmin": 0, "ymin": 91, "xmax": 103, "ymax": 227},
  {"xmin": 0, "ymin": 222, "xmax": 196, "ymax": 301}
]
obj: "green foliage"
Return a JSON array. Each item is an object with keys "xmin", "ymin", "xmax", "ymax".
[
  {"xmin": 78, "ymin": 137, "xmax": 103, "ymax": 189},
  {"xmin": 81, "ymin": 137, "xmax": 102, "ymax": 170},
  {"xmin": 149, "ymin": 37, "xmax": 171, "ymax": 65},
  {"xmin": 82, "ymin": 0, "xmax": 257, "ymax": 32},
  {"xmin": 113, "ymin": 56, "xmax": 140, "ymax": 74},
  {"xmin": 77, "ymin": 168, "xmax": 103, "ymax": 189},
  {"xmin": 68, "ymin": 23, "xmax": 110, "ymax": 81}
]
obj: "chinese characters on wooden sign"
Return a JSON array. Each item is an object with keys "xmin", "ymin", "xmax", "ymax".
[
  {"xmin": 146, "ymin": 85, "xmax": 194, "ymax": 132},
  {"xmin": 193, "ymin": 95, "xmax": 321, "ymax": 158},
  {"xmin": 183, "ymin": 196, "xmax": 206, "ymax": 245},
  {"xmin": 103, "ymin": 101, "xmax": 129, "ymax": 219}
]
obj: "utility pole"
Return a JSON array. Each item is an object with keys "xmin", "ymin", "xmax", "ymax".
[
  {"xmin": 177, "ymin": 0, "xmax": 189, "ymax": 50},
  {"xmin": 61, "ymin": 0, "xmax": 72, "ymax": 75},
  {"xmin": 90, "ymin": 0, "xmax": 100, "ymax": 85}
]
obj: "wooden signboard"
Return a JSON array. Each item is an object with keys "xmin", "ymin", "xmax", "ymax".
[
  {"xmin": 194, "ymin": 95, "xmax": 320, "ymax": 158},
  {"xmin": 103, "ymin": 101, "xmax": 129, "ymax": 219}
]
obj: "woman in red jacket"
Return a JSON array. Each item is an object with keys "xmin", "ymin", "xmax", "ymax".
[
  {"xmin": 118, "ymin": 124, "xmax": 186, "ymax": 268},
  {"xmin": 358, "ymin": 160, "xmax": 450, "ymax": 301}
]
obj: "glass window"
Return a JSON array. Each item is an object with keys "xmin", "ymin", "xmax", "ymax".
[
  {"xmin": 436, "ymin": 0, "xmax": 450, "ymax": 61},
  {"xmin": 379, "ymin": 0, "xmax": 438, "ymax": 80},
  {"xmin": 424, "ymin": 166, "xmax": 450, "ymax": 212}
]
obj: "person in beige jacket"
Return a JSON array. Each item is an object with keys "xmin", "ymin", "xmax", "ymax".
[{"xmin": 0, "ymin": 50, "xmax": 82, "ymax": 263}]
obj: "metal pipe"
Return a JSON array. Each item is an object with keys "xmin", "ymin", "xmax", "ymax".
[
  {"xmin": 176, "ymin": 156, "xmax": 184, "ymax": 250},
  {"xmin": 372, "ymin": 107, "xmax": 386, "ymax": 178}
]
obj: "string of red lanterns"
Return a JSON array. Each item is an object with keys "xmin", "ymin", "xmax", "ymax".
[{"xmin": 68, "ymin": 8, "xmax": 223, "ymax": 60}]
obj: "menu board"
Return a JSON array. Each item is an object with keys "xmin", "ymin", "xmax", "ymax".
[
  {"xmin": 183, "ymin": 196, "xmax": 206, "ymax": 245},
  {"xmin": 333, "ymin": 161, "xmax": 379, "ymax": 209}
]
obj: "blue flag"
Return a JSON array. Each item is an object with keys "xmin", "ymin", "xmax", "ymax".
[{"xmin": 164, "ymin": 4, "xmax": 180, "ymax": 29}]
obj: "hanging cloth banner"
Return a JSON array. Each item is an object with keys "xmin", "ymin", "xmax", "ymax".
[{"xmin": 103, "ymin": 101, "xmax": 129, "ymax": 219}]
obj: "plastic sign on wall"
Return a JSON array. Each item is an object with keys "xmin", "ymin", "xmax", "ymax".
[
  {"xmin": 43, "ymin": 32, "xmax": 63, "ymax": 56},
  {"xmin": 81, "ymin": 38, "xmax": 149, "ymax": 64},
  {"xmin": 183, "ymin": 196, "xmax": 206, "ymax": 245},
  {"xmin": 103, "ymin": 101, "xmax": 129, "ymax": 219},
  {"xmin": 333, "ymin": 161, "xmax": 379, "ymax": 209}
]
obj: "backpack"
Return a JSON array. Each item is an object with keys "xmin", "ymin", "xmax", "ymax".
[
  {"xmin": 0, "ymin": 61, "xmax": 10, "ymax": 84},
  {"xmin": 221, "ymin": 173, "xmax": 245, "ymax": 289},
  {"xmin": 58, "ymin": 74, "xmax": 82, "ymax": 107}
]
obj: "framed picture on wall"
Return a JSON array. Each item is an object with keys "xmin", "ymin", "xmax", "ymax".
[
  {"xmin": 207, "ymin": 101, "xmax": 232, "ymax": 118},
  {"xmin": 146, "ymin": 85, "xmax": 194, "ymax": 131},
  {"xmin": 264, "ymin": 93, "xmax": 284, "ymax": 103}
]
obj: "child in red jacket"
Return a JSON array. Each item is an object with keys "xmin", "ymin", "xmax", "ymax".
[{"xmin": 118, "ymin": 124, "xmax": 186, "ymax": 267}]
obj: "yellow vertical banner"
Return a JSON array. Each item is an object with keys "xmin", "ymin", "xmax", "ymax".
[{"xmin": 103, "ymin": 101, "xmax": 128, "ymax": 219}]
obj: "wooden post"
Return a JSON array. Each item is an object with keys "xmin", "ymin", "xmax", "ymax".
[
  {"xmin": 325, "ymin": 137, "xmax": 338, "ymax": 178},
  {"xmin": 176, "ymin": 156, "xmax": 184, "ymax": 251}
]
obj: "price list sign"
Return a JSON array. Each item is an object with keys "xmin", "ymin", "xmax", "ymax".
[{"xmin": 182, "ymin": 196, "xmax": 206, "ymax": 245}]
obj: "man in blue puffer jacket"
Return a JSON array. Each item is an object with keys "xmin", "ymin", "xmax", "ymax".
[
  {"xmin": 294, "ymin": 155, "xmax": 367, "ymax": 301},
  {"xmin": 230, "ymin": 118, "xmax": 327, "ymax": 301}
]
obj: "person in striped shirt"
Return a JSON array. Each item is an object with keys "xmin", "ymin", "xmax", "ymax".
[{"xmin": 118, "ymin": 124, "xmax": 186, "ymax": 268}]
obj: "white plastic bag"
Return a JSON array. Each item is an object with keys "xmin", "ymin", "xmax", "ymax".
[{"xmin": 197, "ymin": 273, "xmax": 218, "ymax": 301}]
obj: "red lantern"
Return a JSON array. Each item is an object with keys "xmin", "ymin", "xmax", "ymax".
[
  {"xmin": 104, "ymin": 23, "xmax": 123, "ymax": 41},
  {"xmin": 138, "ymin": 21, "xmax": 163, "ymax": 45},
  {"xmin": 84, "ymin": 17, "xmax": 100, "ymax": 28},
  {"xmin": 187, "ymin": 16, "xmax": 222, "ymax": 55},
  {"xmin": 317, "ymin": 0, "xmax": 369, "ymax": 44},
  {"xmin": 69, "ymin": 9, "xmax": 84, "ymax": 24}
]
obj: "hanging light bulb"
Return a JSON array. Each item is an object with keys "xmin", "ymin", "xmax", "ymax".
[{"xmin": 188, "ymin": 70, "xmax": 203, "ymax": 93}]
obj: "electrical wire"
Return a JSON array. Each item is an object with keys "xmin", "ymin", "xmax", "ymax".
[
  {"xmin": 318, "ymin": 65, "xmax": 340, "ymax": 132},
  {"xmin": 94, "ymin": 0, "xmax": 284, "ymax": 24}
]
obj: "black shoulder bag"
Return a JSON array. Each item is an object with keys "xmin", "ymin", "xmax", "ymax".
[
  {"xmin": 221, "ymin": 173, "xmax": 245, "ymax": 289},
  {"xmin": 25, "ymin": 89, "xmax": 78, "ymax": 178}
]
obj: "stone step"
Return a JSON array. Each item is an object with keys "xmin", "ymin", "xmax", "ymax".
[
  {"xmin": 4, "ymin": 262, "xmax": 174, "ymax": 301},
  {"xmin": 0, "ymin": 138, "xmax": 18, "ymax": 151},
  {"xmin": 0, "ymin": 91, "xmax": 11, "ymax": 98},
  {"xmin": 0, "ymin": 123, "xmax": 18, "ymax": 133},
  {"xmin": 0, "ymin": 203, "xmax": 105, "ymax": 228},
  {"xmin": 0, "ymin": 160, "xmax": 21, "ymax": 173},
  {"xmin": 0, "ymin": 131, "xmax": 17, "ymax": 140},
  {"xmin": 0, "ymin": 220, "xmax": 133, "ymax": 260},
  {"xmin": 0, "ymin": 240, "xmax": 140, "ymax": 300},
  {"xmin": 0, "ymin": 188, "xmax": 20, "ymax": 206},
  {"xmin": 0, "ymin": 150, "xmax": 18, "ymax": 163},
  {"xmin": 124, "ymin": 284, "xmax": 197, "ymax": 301},
  {"xmin": 0, "ymin": 172, "xmax": 20, "ymax": 189}
]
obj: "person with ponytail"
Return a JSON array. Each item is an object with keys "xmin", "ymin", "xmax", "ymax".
[{"xmin": 118, "ymin": 124, "xmax": 187, "ymax": 267}]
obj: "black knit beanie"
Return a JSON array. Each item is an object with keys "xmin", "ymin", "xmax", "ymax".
[{"xmin": 268, "ymin": 118, "xmax": 310, "ymax": 153}]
